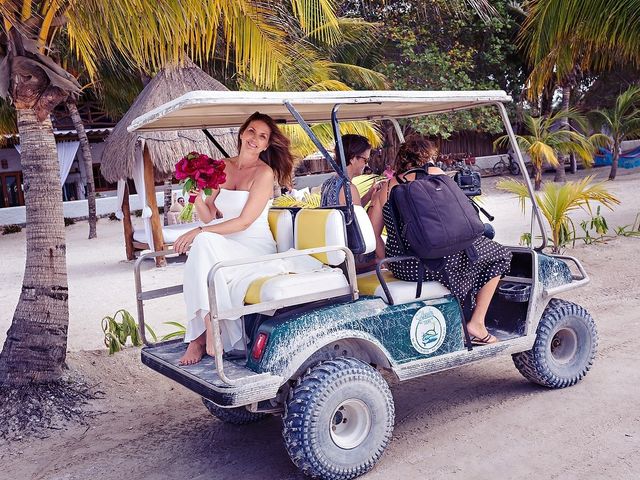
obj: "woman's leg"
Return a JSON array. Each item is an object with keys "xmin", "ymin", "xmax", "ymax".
[{"xmin": 466, "ymin": 275, "xmax": 501, "ymax": 342}]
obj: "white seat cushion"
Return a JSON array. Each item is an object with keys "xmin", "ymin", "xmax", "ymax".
[
  {"xmin": 357, "ymin": 270, "xmax": 450, "ymax": 304},
  {"xmin": 245, "ymin": 269, "xmax": 348, "ymax": 305},
  {"xmin": 353, "ymin": 205, "xmax": 376, "ymax": 255}
]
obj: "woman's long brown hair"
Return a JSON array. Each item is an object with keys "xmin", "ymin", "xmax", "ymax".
[
  {"xmin": 394, "ymin": 135, "xmax": 438, "ymax": 173},
  {"xmin": 238, "ymin": 112, "xmax": 294, "ymax": 187}
]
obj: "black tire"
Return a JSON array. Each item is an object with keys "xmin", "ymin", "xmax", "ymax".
[
  {"xmin": 512, "ymin": 299, "xmax": 597, "ymax": 388},
  {"xmin": 493, "ymin": 161, "xmax": 507, "ymax": 176},
  {"xmin": 201, "ymin": 398, "xmax": 267, "ymax": 425},
  {"xmin": 509, "ymin": 161, "xmax": 521, "ymax": 176},
  {"xmin": 283, "ymin": 358, "xmax": 395, "ymax": 480}
]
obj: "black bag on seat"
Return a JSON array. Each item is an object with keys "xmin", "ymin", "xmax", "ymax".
[{"xmin": 388, "ymin": 168, "xmax": 484, "ymax": 259}]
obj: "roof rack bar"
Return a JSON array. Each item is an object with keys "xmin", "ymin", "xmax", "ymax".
[
  {"xmin": 283, "ymin": 101, "xmax": 346, "ymax": 181},
  {"xmin": 331, "ymin": 104, "xmax": 354, "ymax": 225},
  {"xmin": 202, "ymin": 129, "xmax": 230, "ymax": 158}
]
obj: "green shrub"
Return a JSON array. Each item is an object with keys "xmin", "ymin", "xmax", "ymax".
[
  {"xmin": 101, "ymin": 309, "xmax": 157, "ymax": 354},
  {"xmin": 108, "ymin": 212, "xmax": 119, "ymax": 221},
  {"xmin": 64, "ymin": 217, "xmax": 76, "ymax": 227},
  {"xmin": 2, "ymin": 224, "xmax": 22, "ymax": 235},
  {"xmin": 133, "ymin": 209, "xmax": 142, "ymax": 217}
]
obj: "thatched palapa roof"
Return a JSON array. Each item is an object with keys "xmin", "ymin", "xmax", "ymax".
[{"xmin": 101, "ymin": 60, "xmax": 237, "ymax": 183}]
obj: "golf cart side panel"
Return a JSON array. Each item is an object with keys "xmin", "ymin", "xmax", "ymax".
[{"xmin": 248, "ymin": 295, "xmax": 465, "ymax": 381}]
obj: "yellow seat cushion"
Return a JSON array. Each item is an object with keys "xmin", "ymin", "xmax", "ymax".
[
  {"xmin": 244, "ymin": 269, "xmax": 349, "ymax": 305},
  {"xmin": 294, "ymin": 209, "xmax": 347, "ymax": 266},
  {"xmin": 267, "ymin": 209, "xmax": 294, "ymax": 253},
  {"xmin": 357, "ymin": 270, "xmax": 451, "ymax": 304}
]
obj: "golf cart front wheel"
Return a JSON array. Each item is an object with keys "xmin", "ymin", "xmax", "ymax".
[
  {"xmin": 512, "ymin": 299, "xmax": 597, "ymax": 388},
  {"xmin": 283, "ymin": 357, "xmax": 395, "ymax": 480},
  {"xmin": 202, "ymin": 398, "xmax": 267, "ymax": 425}
]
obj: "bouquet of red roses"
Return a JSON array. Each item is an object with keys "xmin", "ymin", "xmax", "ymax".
[{"xmin": 175, "ymin": 151, "xmax": 226, "ymax": 222}]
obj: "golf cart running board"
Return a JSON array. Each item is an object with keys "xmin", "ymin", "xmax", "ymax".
[{"xmin": 141, "ymin": 340, "xmax": 283, "ymax": 407}]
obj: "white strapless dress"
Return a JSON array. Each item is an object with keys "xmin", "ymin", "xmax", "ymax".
[{"xmin": 183, "ymin": 189, "xmax": 278, "ymax": 351}]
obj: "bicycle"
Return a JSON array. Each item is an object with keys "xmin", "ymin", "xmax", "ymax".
[{"xmin": 492, "ymin": 154, "xmax": 521, "ymax": 176}]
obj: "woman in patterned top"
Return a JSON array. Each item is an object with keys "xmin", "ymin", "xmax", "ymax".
[
  {"xmin": 320, "ymin": 134, "xmax": 379, "ymax": 207},
  {"xmin": 367, "ymin": 137, "xmax": 511, "ymax": 345}
]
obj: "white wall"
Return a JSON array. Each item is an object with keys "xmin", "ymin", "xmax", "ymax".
[{"xmin": 0, "ymin": 188, "xmax": 183, "ymax": 226}]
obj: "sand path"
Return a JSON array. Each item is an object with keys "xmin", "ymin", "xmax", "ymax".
[{"xmin": 1, "ymin": 167, "xmax": 639, "ymax": 479}]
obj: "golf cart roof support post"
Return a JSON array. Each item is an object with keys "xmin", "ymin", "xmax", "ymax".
[
  {"xmin": 494, "ymin": 102, "xmax": 548, "ymax": 251},
  {"xmin": 283, "ymin": 101, "xmax": 345, "ymax": 179},
  {"xmin": 202, "ymin": 129, "xmax": 230, "ymax": 158},
  {"xmin": 331, "ymin": 104, "xmax": 354, "ymax": 225},
  {"xmin": 383, "ymin": 117, "xmax": 405, "ymax": 144}
]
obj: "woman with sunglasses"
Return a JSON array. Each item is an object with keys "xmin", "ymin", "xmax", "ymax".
[{"xmin": 320, "ymin": 134, "xmax": 379, "ymax": 207}]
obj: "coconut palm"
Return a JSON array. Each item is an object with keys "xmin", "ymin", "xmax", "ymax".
[
  {"xmin": 589, "ymin": 85, "xmax": 640, "ymax": 181},
  {"xmin": 494, "ymin": 110, "xmax": 598, "ymax": 190},
  {"xmin": 520, "ymin": 0, "xmax": 640, "ymax": 96},
  {"xmin": 497, "ymin": 176, "xmax": 620, "ymax": 253},
  {"xmin": 0, "ymin": 0, "xmax": 343, "ymax": 387}
]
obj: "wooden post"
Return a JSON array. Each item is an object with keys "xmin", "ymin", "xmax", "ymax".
[
  {"xmin": 122, "ymin": 182, "xmax": 135, "ymax": 261},
  {"xmin": 143, "ymin": 146, "xmax": 166, "ymax": 267}
]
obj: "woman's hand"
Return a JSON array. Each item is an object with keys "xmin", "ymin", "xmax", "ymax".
[{"xmin": 173, "ymin": 228, "xmax": 201, "ymax": 254}]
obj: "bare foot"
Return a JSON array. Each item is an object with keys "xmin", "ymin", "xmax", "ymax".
[
  {"xmin": 204, "ymin": 316, "xmax": 216, "ymax": 358},
  {"xmin": 179, "ymin": 338, "xmax": 206, "ymax": 365}
]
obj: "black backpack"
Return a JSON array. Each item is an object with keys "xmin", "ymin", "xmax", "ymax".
[{"xmin": 388, "ymin": 167, "xmax": 484, "ymax": 260}]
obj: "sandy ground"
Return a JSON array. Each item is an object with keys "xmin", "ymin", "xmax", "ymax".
[{"xmin": 1, "ymin": 167, "xmax": 640, "ymax": 479}]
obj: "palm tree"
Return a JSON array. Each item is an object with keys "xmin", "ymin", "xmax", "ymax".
[
  {"xmin": 494, "ymin": 110, "xmax": 598, "ymax": 190},
  {"xmin": 589, "ymin": 85, "xmax": 640, "ymax": 180},
  {"xmin": 497, "ymin": 176, "xmax": 620, "ymax": 253},
  {"xmin": 520, "ymin": 0, "xmax": 640, "ymax": 96},
  {"xmin": 0, "ymin": 0, "xmax": 342, "ymax": 387}
]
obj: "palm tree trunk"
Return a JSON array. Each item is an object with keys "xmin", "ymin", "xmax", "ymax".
[
  {"xmin": 0, "ymin": 109, "xmax": 69, "ymax": 386},
  {"xmin": 609, "ymin": 142, "xmax": 620, "ymax": 180},
  {"xmin": 534, "ymin": 164, "xmax": 542, "ymax": 190},
  {"xmin": 67, "ymin": 100, "xmax": 97, "ymax": 239},
  {"xmin": 554, "ymin": 84, "xmax": 571, "ymax": 183}
]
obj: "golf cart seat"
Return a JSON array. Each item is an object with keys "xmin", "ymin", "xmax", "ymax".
[
  {"xmin": 357, "ymin": 269, "xmax": 451, "ymax": 305},
  {"xmin": 244, "ymin": 206, "xmax": 375, "ymax": 305}
]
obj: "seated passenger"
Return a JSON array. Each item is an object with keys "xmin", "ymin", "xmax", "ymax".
[
  {"xmin": 320, "ymin": 134, "xmax": 379, "ymax": 208},
  {"xmin": 367, "ymin": 137, "xmax": 511, "ymax": 345},
  {"xmin": 172, "ymin": 112, "xmax": 295, "ymax": 365}
]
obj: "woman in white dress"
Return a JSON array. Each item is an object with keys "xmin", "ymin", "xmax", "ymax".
[{"xmin": 172, "ymin": 112, "xmax": 294, "ymax": 365}]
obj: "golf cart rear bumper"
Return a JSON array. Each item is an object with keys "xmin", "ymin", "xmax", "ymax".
[{"xmin": 141, "ymin": 340, "xmax": 282, "ymax": 407}]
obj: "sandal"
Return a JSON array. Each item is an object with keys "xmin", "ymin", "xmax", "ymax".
[{"xmin": 470, "ymin": 333, "xmax": 498, "ymax": 345}]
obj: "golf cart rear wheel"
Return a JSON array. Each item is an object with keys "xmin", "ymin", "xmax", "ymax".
[
  {"xmin": 202, "ymin": 398, "xmax": 267, "ymax": 425},
  {"xmin": 283, "ymin": 357, "xmax": 395, "ymax": 480},
  {"xmin": 513, "ymin": 299, "xmax": 597, "ymax": 388}
]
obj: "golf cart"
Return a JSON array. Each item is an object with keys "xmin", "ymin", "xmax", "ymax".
[{"xmin": 129, "ymin": 90, "xmax": 597, "ymax": 480}]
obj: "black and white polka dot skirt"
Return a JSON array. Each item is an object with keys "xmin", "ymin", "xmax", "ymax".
[{"xmin": 383, "ymin": 202, "xmax": 512, "ymax": 310}]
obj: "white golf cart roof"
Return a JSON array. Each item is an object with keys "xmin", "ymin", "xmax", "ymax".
[{"xmin": 128, "ymin": 90, "xmax": 511, "ymax": 132}]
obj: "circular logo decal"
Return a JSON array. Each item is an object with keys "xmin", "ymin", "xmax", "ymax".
[{"xmin": 410, "ymin": 306, "xmax": 447, "ymax": 355}]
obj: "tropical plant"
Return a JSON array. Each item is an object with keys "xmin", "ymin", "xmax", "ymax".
[
  {"xmin": 0, "ymin": 0, "xmax": 347, "ymax": 387},
  {"xmin": 614, "ymin": 213, "xmax": 640, "ymax": 238},
  {"xmin": 579, "ymin": 206, "xmax": 609, "ymax": 245},
  {"xmin": 494, "ymin": 109, "xmax": 603, "ymax": 190},
  {"xmin": 273, "ymin": 191, "xmax": 322, "ymax": 208},
  {"xmin": 101, "ymin": 309, "xmax": 157, "ymax": 355},
  {"xmin": 520, "ymin": 0, "xmax": 640, "ymax": 96},
  {"xmin": 497, "ymin": 176, "xmax": 620, "ymax": 253},
  {"xmin": 589, "ymin": 85, "xmax": 640, "ymax": 180}
]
